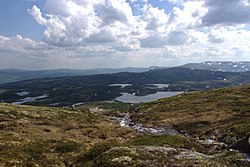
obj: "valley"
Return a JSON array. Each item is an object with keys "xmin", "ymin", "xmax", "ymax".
[
  {"xmin": 1, "ymin": 66, "xmax": 250, "ymax": 107},
  {"xmin": 1, "ymin": 62, "xmax": 250, "ymax": 166}
]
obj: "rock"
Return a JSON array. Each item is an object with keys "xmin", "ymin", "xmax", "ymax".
[
  {"xmin": 92, "ymin": 145, "xmax": 239, "ymax": 167},
  {"xmin": 234, "ymin": 159, "xmax": 250, "ymax": 167},
  {"xmin": 0, "ymin": 121, "xmax": 9, "ymax": 129},
  {"xmin": 111, "ymin": 156, "xmax": 132, "ymax": 163},
  {"xmin": 174, "ymin": 149, "xmax": 214, "ymax": 160},
  {"xmin": 138, "ymin": 146, "xmax": 178, "ymax": 155},
  {"xmin": 230, "ymin": 134, "xmax": 250, "ymax": 153}
]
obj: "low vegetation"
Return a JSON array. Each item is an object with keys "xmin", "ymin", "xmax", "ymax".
[
  {"xmin": 1, "ymin": 84, "xmax": 250, "ymax": 166},
  {"xmin": 0, "ymin": 103, "xmax": 136, "ymax": 166},
  {"xmin": 131, "ymin": 85, "xmax": 250, "ymax": 153}
]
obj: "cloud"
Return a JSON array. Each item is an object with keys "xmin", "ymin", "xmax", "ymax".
[
  {"xmin": 208, "ymin": 29, "xmax": 225, "ymax": 43},
  {"xmin": 0, "ymin": 35, "xmax": 50, "ymax": 52},
  {"xmin": 28, "ymin": 0, "xmax": 139, "ymax": 48},
  {"xmin": 166, "ymin": 31, "xmax": 190, "ymax": 45},
  {"xmin": 141, "ymin": 4, "xmax": 169, "ymax": 31},
  {"xmin": 140, "ymin": 31, "xmax": 190, "ymax": 48},
  {"xmin": 27, "ymin": 0, "xmax": 208, "ymax": 49},
  {"xmin": 84, "ymin": 29, "xmax": 115, "ymax": 43},
  {"xmin": 140, "ymin": 35, "xmax": 167, "ymax": 48},
  {"xmin": 96, "ymin": 0, "xmax": 131, "ymax": 25},
  {"xmin": 201, "ymin": 0, "xmax": 250, "ymax": 26},
  {"xmin": 27, "ymin": 5, "xmax": 47, "ymax": 25},
  {"xmin": 2, "ymin": 0, "xmax": 249, "ymax": 70}
]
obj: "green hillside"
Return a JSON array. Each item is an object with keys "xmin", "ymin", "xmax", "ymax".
[{"xmin": 131, "ymin": 85, "xmax": 250, "ymax": 153}]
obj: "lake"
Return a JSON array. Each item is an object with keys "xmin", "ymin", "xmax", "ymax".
[
  {"xmin": 115, "ymin": 91, "xmax": 183, "ymax": 103},
  {"xmin": 12, "ymin": 94, "xmax": 48, "ymax": 105}
]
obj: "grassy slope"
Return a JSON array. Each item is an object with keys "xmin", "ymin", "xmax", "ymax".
[
  {"xmin": 131, "ymin": 85, "xmax": 250, "ymax": 143},
  {"xmin": 0, "ymin": 103, "xmax": 136, "ymax": 166}
]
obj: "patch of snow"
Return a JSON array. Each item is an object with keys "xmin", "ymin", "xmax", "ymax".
[
  {"xmin": 73, "ymin": 102, "xmax": 85, "ymax": 106},
  {"xmin": 109, "ymin": 84, "xmax": 132, "ymax": 88},
  {"xmin": 233, "ymin": 65, "xmax": 238, "ymax": 68},
  {"xmin": 147, "ymin": 84, "xmax": 169, "ymax": 89}
]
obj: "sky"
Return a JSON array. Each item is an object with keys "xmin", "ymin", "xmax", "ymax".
[{"xmin": 0, "ymin": 0, "xmax": 250, "ymax": 70}]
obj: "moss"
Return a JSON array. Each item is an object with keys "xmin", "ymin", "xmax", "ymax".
[
  {"xmin": 212, "ymin": 150, "xmax": 246, "ymax": 167},
  {"xmin": 55, "ymin": 140, "xmax": 80, "ymax": 153},
  {"xmin": 230, "ymin": 119, "xmax": 250, "ymax": 136},
  {"xmin": 23, "ymin": 140, "xmax": 50, "ymax": 160},
  {"xmin": 131, "ymin": 85, "xmax": 250, "ymax": 138},
  {"xmin": 77, "ymin": 141, "xmax": 119, "ymax": 163},
  {"xmin": 0, "ymin": 103, "xmax": 137, "ymax": 166}
]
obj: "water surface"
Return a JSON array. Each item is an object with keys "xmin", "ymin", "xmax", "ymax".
[
  {"xmin": 115, "ymin": 91, "xmax": 183, "ymax": 103},
  {"xmin": 12, "ymin": 95, "xmax": 48, "ymax": 105}
]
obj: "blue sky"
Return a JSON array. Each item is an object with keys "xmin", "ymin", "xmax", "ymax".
[
  {"xmin": 0, "ymin": 0, "xmax": 250, "ymax": 70},
  {"xmin": 0, "ymin": 0, "xmax": 44, "ymax": 40}
]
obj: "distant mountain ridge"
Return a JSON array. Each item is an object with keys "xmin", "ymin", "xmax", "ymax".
[
  {"xmin": 1, "ymin": 61, "xmax": 250, "ymax": 85},
  {"xmin": 182, "ymin": 61, "xmax": 250, "ymax": 72},
  {"xmin": 0, "ymin": 67, "xmax": 150, "ymax": 84}
]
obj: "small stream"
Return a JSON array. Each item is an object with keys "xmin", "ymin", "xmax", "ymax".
[
  {"xmin": 117, "ymin": 114, "xmax": 250, "ymax": 162},
  {"xmin": 118, "ymin": 114, "xmax": 180, "ymax": 135}
]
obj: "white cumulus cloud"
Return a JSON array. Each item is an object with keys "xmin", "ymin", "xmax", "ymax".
[{"xmin": 1, "ymin": 0, "xmax": 250, "ymax": 69}]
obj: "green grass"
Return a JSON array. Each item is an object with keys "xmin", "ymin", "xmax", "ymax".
[
  {"xmin": 131, "ymin": 85, "xmax": 250, "ymax": 140},
  {"xmin": 55, "ymin": 140, "xmax": 81, "ymax": 153},
  {"xmin": 0, "ymin": 103, "xmax": 137, "ymax": 166}
]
